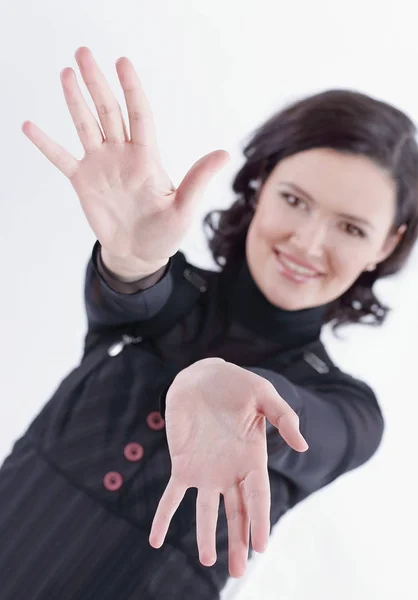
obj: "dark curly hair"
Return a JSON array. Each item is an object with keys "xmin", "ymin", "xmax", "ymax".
[{"xmin": 203, "ymin": 89, "xmax": 418, "ymax": 330}]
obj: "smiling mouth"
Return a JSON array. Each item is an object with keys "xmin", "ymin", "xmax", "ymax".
[{"xmin": 274, "ymin": 251, "xmax": 323, "ymax": 283}]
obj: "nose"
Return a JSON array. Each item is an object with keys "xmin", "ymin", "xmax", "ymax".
[{"xmin": 290, "ymin": 218, "xmax": 328, "ymax": 257}]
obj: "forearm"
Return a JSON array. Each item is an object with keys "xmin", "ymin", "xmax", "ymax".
[{"xmin": 83, "ymin": 241, "xmax": 174, "ymax": 341}]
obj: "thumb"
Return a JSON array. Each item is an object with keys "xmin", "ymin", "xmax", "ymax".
[
  {"xmin": 175, "ymin": 149, "xmax": 230, "ymax": 212},
  {"xmin": 258, "ymin": 391, "xmax": 309, "ymax": 453}
]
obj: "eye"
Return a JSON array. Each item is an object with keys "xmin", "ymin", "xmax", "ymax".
[
  {"xmin": 280, "ymin": 192, "xmax": 307, "ymax": 209},
  {"xmin": 342, "ymin": 223, "xmax": 366, "ymax": 238}
]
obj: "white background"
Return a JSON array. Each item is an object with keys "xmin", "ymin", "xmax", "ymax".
[{"xmin": 0, "ymin": 1, "xmax": 417, "ymax": 598}]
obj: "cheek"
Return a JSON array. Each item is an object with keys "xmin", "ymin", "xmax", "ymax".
[
  {"xmin": 247, "ymin": 216, "xmax": 266, "ymax": 255},
  {"xmin": 329, "ymin": 246, "xmax": 368, "ymax": 282},
  {"xmin": 256, "ymin": 210, "xmax": 290, "ymax": 246}
]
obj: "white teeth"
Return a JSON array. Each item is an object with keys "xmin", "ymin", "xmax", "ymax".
[{"xmin": 279, "ymin": 255, "xmax": 317, "ymax": 276}]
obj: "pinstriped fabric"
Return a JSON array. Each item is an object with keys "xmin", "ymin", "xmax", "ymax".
[
  {"xmin": 0, "ymin": 328, "xmax": 295, "ymax": 598},
  {"xmin": 0, "ymin": 243, "xmax": 383, "ymax": 597},
  {"xmin": 0, "ymin": 313, "xmax": 299, "ymax": 599},
  {"xmin": 0, "ymin": 435, "xmax": 218, "ymax": 599}
]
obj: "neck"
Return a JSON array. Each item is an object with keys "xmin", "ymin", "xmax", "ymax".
[{"xmin": 224, "ymin": 257, "xmax": 329, "ymax": 347}]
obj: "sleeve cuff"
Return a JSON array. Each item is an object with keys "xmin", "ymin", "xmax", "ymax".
[{"xmin": 92, "ymin": 240, "xmax": 171, "ymax": 295}]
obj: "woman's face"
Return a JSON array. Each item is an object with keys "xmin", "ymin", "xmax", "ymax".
[{"xmin": 245, "ymin": 148, "xmax": 404, "ymax": 311}]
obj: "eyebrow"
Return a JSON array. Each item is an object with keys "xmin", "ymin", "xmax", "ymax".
[{"xmin": 279, "ymin": 181, "xmax": 375, "ymax": 229}]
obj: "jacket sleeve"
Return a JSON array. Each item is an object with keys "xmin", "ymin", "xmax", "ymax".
[
  {"xmin": 244, "ymin": 366, "xmax": 384, "ymax": 498},
  {"xmin": 83, "ymin": 241, "xmax": 175, "ymax": 354}
]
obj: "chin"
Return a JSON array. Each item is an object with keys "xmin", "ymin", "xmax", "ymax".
[
  {"xmin": 263, "ymin": 286, "xmax": 313, "ymax": 311},
  {"xmin": 274, "ymin": 297, "xmax": 313, "ymax": 311}
]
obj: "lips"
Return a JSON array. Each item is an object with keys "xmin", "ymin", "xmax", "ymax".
[
  {"xmin": 274, "ymin": 251, "xmax": 322, "ymax": 283},
  {"xmin": 278, "ymin": 250, "xmax": 321, "ymax": 272}
]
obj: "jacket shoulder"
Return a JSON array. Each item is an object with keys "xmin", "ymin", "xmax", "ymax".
[{"xmin": 275, "ymin": 338, "xmax": 378, "ymax": 402}]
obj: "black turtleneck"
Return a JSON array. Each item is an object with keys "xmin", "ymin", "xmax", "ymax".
[{"xmin": 226, "ymin": 258, "xmax": 328, "ymax": 349}]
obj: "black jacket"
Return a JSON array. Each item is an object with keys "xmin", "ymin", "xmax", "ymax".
[{"xmin": 0, "ymin": 241, "xmax": 384, "ymax": 600}]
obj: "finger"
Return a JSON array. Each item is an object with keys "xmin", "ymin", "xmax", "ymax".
[
  {"xmin": 75, "ymin": 46, "xmax": 127, "ymax": 143},
  {"xmin": 115, "ymin": 57, "xmax": 159, "ymax": 149},
  {"xmin": 258, "ymin": 386, "xmax": 309, "ymax": 452},
  {"xmin": 60, "ymin": 67, "xmax": 104, "ymax": 152},
  {"xmin": 224, "ymin": 485, "xmax": 250, "ymax": 578},
  {"xmin": 119, "ymin": 105, "xmax": 130, "ymax": 143},
  {"xmin": 196, "ymin": 489, "xmax": 220, "ymax": 567},
  {"xmin": 149, "ymin": 478, "xmax": 186, "ymax": 548},
  {"xmin": 21, "ymin": 120, "xmax": 78, "ymax": 179},
  {"xmin": 176, "ymin": 150, "xmax": 230, "ymax": 213},
  {"xmin": 242, "ymin": 469, "xmax": 271, "ymax": 553}
]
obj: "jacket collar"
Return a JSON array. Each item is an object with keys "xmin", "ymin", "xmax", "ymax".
[{"xmin": 225, "ymin": 258, "xmax": 329, "ymax": 346}]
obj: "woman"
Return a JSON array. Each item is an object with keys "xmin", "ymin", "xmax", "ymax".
[{"xmin": 0, "ymin": 45, "xmax": 417, "ymax": 599}]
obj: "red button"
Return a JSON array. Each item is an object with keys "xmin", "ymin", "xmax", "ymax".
[
  {"xmin": 103, "ymin": 471, "xmax": 123, "ymax": 491},
  {"xmin": 146, "ymin": 411, "xmax": 165, "ymax": 431},
  {"xmin": 124, "ymin": 442, "xmax": 144, "ymax": 462}
]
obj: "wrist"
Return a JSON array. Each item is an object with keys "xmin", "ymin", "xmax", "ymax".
[{"xmin": 100, "ymin": 246, "xmax": 169, "ymax": 283}]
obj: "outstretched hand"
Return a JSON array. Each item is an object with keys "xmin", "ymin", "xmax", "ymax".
[
  {"xmin": 22, "ymin": 47, "xmax": 229, "ymax": 272},
  {"xmin": 149, "ymin": 357, "xmax": 308, "ymax": 578}
]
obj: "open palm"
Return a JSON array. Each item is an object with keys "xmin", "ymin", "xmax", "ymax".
[
  {"xmin": 149, "ymin": 358, "xmax": 308, "ymax": 578},
  {"xmin": 22, "ymin": 47, "xmax": 229, "ymax": 267}
]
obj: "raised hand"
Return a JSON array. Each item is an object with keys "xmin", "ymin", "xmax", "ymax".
[
  {"xmin": 149, "ymin": 358, "xmax": 309, "ymax": 578},
  {"xmin": 22, "ymin": 47, "xmax": 229, "ymax": 273}
]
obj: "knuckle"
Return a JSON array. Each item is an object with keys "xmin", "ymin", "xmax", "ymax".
[
  {"xmin": 51, "ymin": 149, "xmax": 62, "ymax": 164},
  {"xmin": 256, "ymin": 378, "xmax": 274, "ymax": 396},
  {"xmin": 227, "ymin": 508, "xmax": 244, "ymax": 521},
  {"xmin": 128, "ymin": 110, "xmax": 142, "ymax": 122},
  {"xmin": 247, "ymin": 486, "xmax": 268, "ymax": 501},
  {"xmin": 76, "ymin": 121, "xmax": 89, "ymax": 135},
  {"xmin": 199, "ymin": 502, "xmax": 212, "ymax": 514},
  {"xmin": 97, "ymin": 103, "xmax": 117, "ymax": 117}
]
